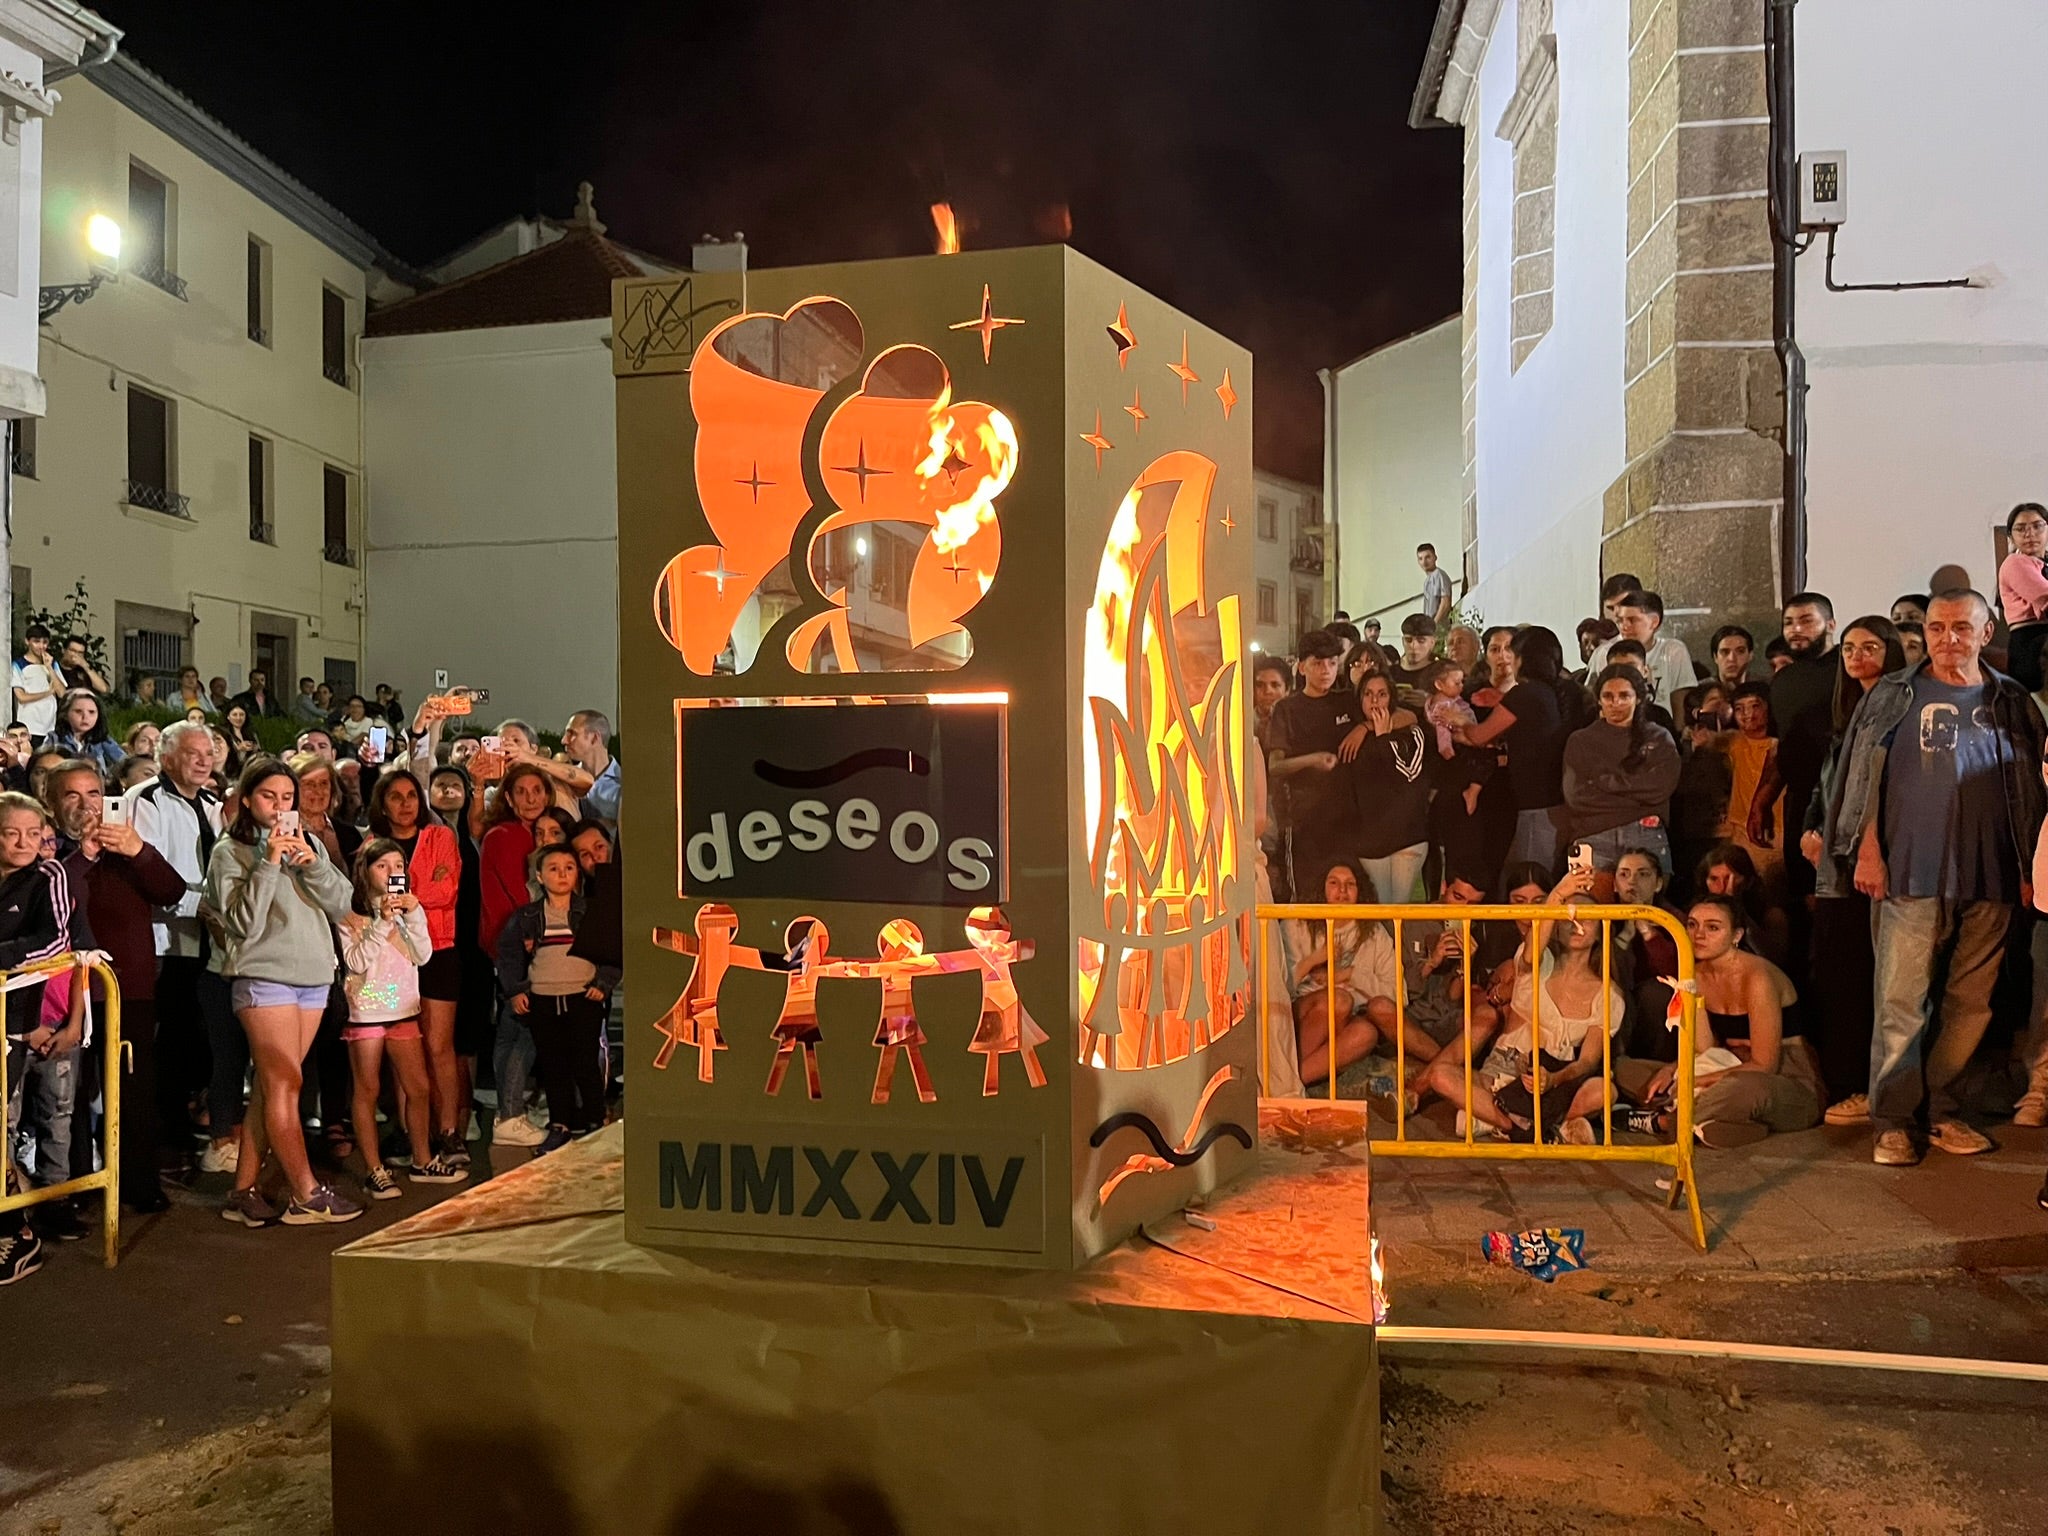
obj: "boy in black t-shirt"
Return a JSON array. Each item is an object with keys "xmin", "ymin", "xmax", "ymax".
[
  {"xmin": 1389, "ymin": 614, "xmax": 1438, "ymax": 713},
  {"xmin": 1266, "ymin": 629, "xmax": 1361, "ymax": 901}
]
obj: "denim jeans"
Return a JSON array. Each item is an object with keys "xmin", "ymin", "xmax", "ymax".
[
  {"xmin": 492, "ymin": 994, "xmax": 538, "ymax": 1122},
  {"xmin": 1508, "ymin": 806, "xmax": 1565, "ymax": 876},
  {"xmin": 1870, "ymin": 896, "xmax": 2011, "ymax": 1136},
  {"xmin": 23, "ymin": 1047, "xmax": 79, "ymax": 1186},
  {"xmin": 1360, "ymin": 842, "xmax": 1429, "ymax": 906}
]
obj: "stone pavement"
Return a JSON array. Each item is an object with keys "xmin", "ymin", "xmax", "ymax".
[{"xmin": 1361, "ymin": 1108, "xmax": 2048, "ymax": 1278}]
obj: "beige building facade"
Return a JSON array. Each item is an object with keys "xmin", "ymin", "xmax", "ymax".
[
  {"xmin": 1250, "ymin": 468, "xmax": 1324, "ymax": 657},
  {"xmin": 17, "ymin": 56, "xmax": 400, "ymax": 699}
]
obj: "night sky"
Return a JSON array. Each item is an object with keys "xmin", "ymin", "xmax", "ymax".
[{"xmin": 104, "ymin": 1, "xmax": 1458, "ymax": 481}]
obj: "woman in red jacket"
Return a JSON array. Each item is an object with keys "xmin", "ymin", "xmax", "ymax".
[
  {"xmin": 367, "ymin": 769, "xmax": 468, "ymax": 1163},
  {"xmin": 478, "ymin": 762, "xmax": 553, "ymax": 1147}
]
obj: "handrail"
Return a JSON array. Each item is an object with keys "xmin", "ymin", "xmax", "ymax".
[
  {"xmin": 0, "ymin": 952, "xmax": 124, "ymax": 1267},
  {"xmin": 1256, "ymin": 901, "xmax": 1705, "ymax": 1250}
]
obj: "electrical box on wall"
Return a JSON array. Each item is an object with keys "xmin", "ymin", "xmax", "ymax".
[{"xmin": 1799, "ymin": 150, "xmax": 1848, "ymax": 228}]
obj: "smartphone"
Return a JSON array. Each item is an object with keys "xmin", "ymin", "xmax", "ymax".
[
  {"xmin": 469, "ymin": 688, "xmax": 490, "ymax": 705},
  {"xmin": 387, "ymin": 869, "xmax": 410, "ymax": 895},
  {"xmin": 276, "ymin": 809, "xmax": 301, "ymax": 839},
  {"xmin": 100, "ymin": 797, "xmax": 127, "ymax": 827},
  {"xmin": 481, "ymin": 734, "xmax": 502, "ymax": 754},
  {"xmin": 1568, "ymin": 841, "xmax": 1594, "ymax": 878},
  {"xmin": 366, "ymin": 725, "xmax": 388, "ymax": 763}
]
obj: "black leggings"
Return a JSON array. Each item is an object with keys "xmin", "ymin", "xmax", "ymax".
[{"xmin": 529, "ymin": 994, "xmax": 606, "ymax": 1132}]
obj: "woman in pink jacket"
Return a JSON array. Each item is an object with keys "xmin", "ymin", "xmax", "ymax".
[
  {"xmin": 367, "ymin": 769, "xmax": 468, "ymax": 1165},
  {"xmin": 1996, "ymin": 501, "xmax": 2048, "ymax": 692}
]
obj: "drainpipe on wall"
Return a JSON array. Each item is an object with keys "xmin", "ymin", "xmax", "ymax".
[
  {"xmin": 1318, "ymin": 366, "xmax": 1338, "ymax": 618},
  {"xmin": 1766, "ymin": 0, "xmax": 1807, "ymax": 597},
  {"xmin": 353, "ymin": 328, "xmax": 368, "ymax": 676}
]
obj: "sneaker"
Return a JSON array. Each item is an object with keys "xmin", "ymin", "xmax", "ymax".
[
  {"xmin": 1622, "ymin": 1106, "xmax": 1666, "ymax": 1137},
  {"xmin": 1872, "ymin": 1129, "xmax": 1922, "ymax": 1166},
  {"xmin": 280, "ymin": 1184, "xmax": 364, "ymax": 1225},
  {"xmin": 1823, "ymin": 1093, "xmax": 1871, "ymax": 1126},
  {"xmin": 2012, "ymin": 1080, "xmax": 2048, "ymax": 1129},
  {"xmin": 1695, "ymin": 1119, "xmax": 1771, "ymax": 1150},
  {"xmin": 410, "ymin": 1157, "xmax": 469, "ymax": 1185},
  {"xmin": 435, "ymin": 1132, "xmax": 472, "ymax": 1168},
  {"xmin": 491, "ymin": 1112, "xmax": 545, "ymax": 1148},
  {"xmin": 364, "ymin": 1167, "xmax": 403, "ymax": 1201},
  {"xmin": 1548, "ymin": 1116, "xmax": 1596, "ymax": 1146},
  {"xmin": 198, "ymin": 1139, "xmax": 240, "ymax": 1175},
  {"xmin": 0, "ymin": 1229, "xmax": 44, "ymax": 1286},
  {"xmin": 1929, "ymin": 1120, "xmax": 1994, "ymax": 1156},
  {"xmin": 221, "ymin": 1187, "xmax": 282, "ymax": 1228},
  {"xmin": 1453, "ymin": 1110, "xmax": 1505, "ymax": 1142},
  {"xmin": 535, "ymin": 1124, "xmax": 574, "ymax": 1155},
  {"xmin": 35, "ymin": 1199, "xmax": 89, "ymax": 1242}
]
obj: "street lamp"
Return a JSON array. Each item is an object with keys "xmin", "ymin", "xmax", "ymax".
[{"xmin": 39, "ymin": 213, "xmax": 121, "ymax": 323}]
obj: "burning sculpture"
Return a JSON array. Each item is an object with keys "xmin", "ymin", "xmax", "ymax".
[{"xmin": 613, "ymin": 246, "xmax": 1257, "ymax": 1269}]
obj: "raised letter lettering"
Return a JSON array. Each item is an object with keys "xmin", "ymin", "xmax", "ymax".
[
  {"xmin": 731, "ymin": 1144, "xmax": 793, "ymax": 1214},
  {"xmin": 947, "ymin": 837, "xmax": 994, "ymax": 891},
  {"xmin": 964, "ymin": 1155, "xmax": 1025, "ymax": 1227},
  {"xmin": 685, "ymin": 815, "xmax": 734, "ymax": 883},
  {"xmin": 837, "ymin": 797, "xmax": 880, "ymax": 851},
  {"xmin": 938, "ymin": 1152, "xmax": 956, "ymax": 1225},
  {"xmin": 787, "ymin": 799, "xmax": 830, "ymax": 851},
  {"xmin": 802, "ymin": 1146, "xmax": 860, "ymax": 1219},
  {"xmin": 889, "ymin": 810, "xmax": 939, "ymax": 864},
  {"xmin": 870, "ymin": 1151, "xmax": 931, "ymax": 1223},
  {"xmin": 659, "ymin": 1140, "xmax": 721, "ymax": 1210},
  {"xmin": 737, "ymin": 810, "xmax": 782, "ymax": 863}
]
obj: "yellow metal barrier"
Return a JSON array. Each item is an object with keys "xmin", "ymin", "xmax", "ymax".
[
  {"xmin": 1257, "ymin": 902, "xmax": 1705, "ymax": 1250},
  {"xmin": 1, "ymin": 952, "xmax": 123, "ymax": 1267}
]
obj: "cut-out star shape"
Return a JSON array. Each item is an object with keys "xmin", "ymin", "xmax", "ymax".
[
  {"xmin": 737, "ymin": 460, "xmax": 775, "ymax": 501},
  {"xmin": 1167, "ymin": 332, "xmax": 1200, "ymax": 402},
  {"xmin": 1214, "ymin": 368, "xmax": 1238, "ymax": 421},
  {"xmin": 1079, "ymin": 409, "xmax": 1113, "ymax": 471},
  {"xmin": 1219, "ymin": 505, "xmax": 1237, "ymax": 536},
  {"xmin": 939, "ymin": 445, "xmax": 972, "ymax": 486},
  {"xmin": 948, "ymin": 283, "xmax": 1024, "ymax": 363},
  {"xmin": 1106, "ymin": 302, "xmax": 1137, "ymax": 369},
  {"xmin": 829, "ymin": 439, "xmax": 890, "ymax": 503},
  {"xmin": 1123, "ymin": 387, "xmax": 1148, "ymax": 435},
  {"xmin": 702, "ymin": 551, "xmax": 746, "ymax": 594}
]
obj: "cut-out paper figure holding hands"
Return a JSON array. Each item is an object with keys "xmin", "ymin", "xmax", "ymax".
[
  {"xmin": 651, "ymin": 905, "xmax": 764, "ymax": 1082},
  {"xmin": 759, "ymin": 915, "xmax": 831, "ymax": 1100},
  {"xmin": 828, "ymin": 919, "xmax": 975, "ymax": 1104},
  {"xmin": 933, "ymin": 906, "xmax": 1046, "ymax": 1096}
]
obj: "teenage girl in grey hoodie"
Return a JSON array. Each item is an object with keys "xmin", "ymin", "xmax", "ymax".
[{"xmin": 203, "ymin": 758, "xmax": 360, "ymax": 1228}]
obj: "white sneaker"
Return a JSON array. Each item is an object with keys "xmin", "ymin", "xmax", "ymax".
[
  {"xmin": 198, "ymin": 1140, "xmax": 240, "ymax": 1174},
  {"xmin": 492, "ymin": 1112, "xmax": 545, "ymax": 1147},
  {"xmin": 2013, "ymin": 1080, "xmax": 2048, "ymax": 1129},
  {"xmin": 1823, "ymin": 1093, "xmax": 1870, "ymax": 1126}
]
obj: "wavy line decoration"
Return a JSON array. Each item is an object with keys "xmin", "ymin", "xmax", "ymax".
[
  {"xmin": 752, "ymin": 748, "xmax": 931, "ymax": 790},
  {"xmin": 1092, "ymin": 1066, "xmax": 1249, "ymax": 1209}
]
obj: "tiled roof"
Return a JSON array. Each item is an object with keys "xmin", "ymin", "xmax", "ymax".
[{"xmin": 366, "ymin": 226, "xmax": 660, "ymax": 337}]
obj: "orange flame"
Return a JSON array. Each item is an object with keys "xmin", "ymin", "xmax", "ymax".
[
  {"xmin": 1369, "ymin": 1233, "xmax": 1389, "ymax": 1324},
  {"xmin": 915, "ymin": 386, "xmax": 1019, "ymax": 558},
  {"xmin": 930, "ymin": 202, "xmax": 960, "ymax": 255}
]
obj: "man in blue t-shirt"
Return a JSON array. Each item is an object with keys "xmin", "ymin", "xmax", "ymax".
[{"xmin": 1834, "ymin": 589, "xmax": 2047, "ymax": 1166}]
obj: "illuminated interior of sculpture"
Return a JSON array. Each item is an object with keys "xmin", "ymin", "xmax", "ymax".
[
  {"xmin": 653, "ymin": 298, "xmax": 1016, "ymax": 677},
  {"xmin": 1077, "ymin": 449, "xmax": 1250, "ymax": 1071}
]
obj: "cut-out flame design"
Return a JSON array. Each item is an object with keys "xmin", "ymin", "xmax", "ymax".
[{"xmin": 1078, "ymin": 450, "xmax": 1249, "ymax": 1071}]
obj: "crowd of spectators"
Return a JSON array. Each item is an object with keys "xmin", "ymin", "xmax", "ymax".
[
  {"xmin": 1258, "ymin": 519, "xmax": 2048, "ymax": 1211},
  {"xmin": 1, "ymin": 641, "xmax": 623, "ymax": 1285}
]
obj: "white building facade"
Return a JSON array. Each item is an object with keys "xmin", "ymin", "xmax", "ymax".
[
  {"xmin": 17, "ymin": 54, "xmax": 401, "ymax": 701},
  {"xmin": 1410, "ymin": 0, "xmax": 2048, "ymax": 647},
  {"xmin": 1321, "ymin": 316, "xmax": 1463, "ymax": 628},
  {"xmin": 1249, "ymin": 468, "xmax": 1324, "ymax": 657}
]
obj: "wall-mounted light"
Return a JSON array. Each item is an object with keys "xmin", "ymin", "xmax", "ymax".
[{"xmin": 40, "ymin": 212, "xmax": 122, "ymax": 323}]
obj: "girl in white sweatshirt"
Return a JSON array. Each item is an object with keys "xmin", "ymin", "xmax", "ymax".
[{"xmin": 342, "ymin": 839, "xmax": 466, "ymax": 1197}]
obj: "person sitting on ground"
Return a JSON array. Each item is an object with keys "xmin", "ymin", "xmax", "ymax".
[
  {"xmin": 1434, "ymin": 865, "xmax": 1623, "ymax": 1143},
  {"xmin": 1402, "ymin": 867, "xmax": 1511, "ymax": 1107},
  {"xmin": 1285, "ymin": 858, "xmax": 1398, "ymax": 1089},
  {"xmin": 1562, "ymin": 664, "xmax": 1681, "ymax": 876},
  {"xmin": 1695, "ymin": 841, "xmax": 1791, "ymax": 971},
  {"xmin": 1612, "ymin": 848, "xmax": 1685, "ymax": 1060},
  {"xmin": 1617, "ymin": 895, "xmax": 1820, "ymax": 1148}
]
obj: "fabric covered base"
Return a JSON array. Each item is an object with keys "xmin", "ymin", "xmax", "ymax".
[{"xmin": 332, "ymin": 1117, "xmax": 1380, "ymax": 1535}]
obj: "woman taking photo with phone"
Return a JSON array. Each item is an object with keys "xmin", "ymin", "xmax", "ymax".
[
  {"xmin": 369, "ymin": 768, "xmax": 468, "ymax": 1165},
  {"xmin": 204, "ymin": 758, "xmax": 363, "ymax": 1226}
]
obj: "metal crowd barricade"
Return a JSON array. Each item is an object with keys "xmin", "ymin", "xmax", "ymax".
[
  {"xmin": 1, "ymin": 953, "xmax": 123, "ymax": 1267},
  {"xmin": 1256, "ymin": 902, "xmax": 1706, "ymax": 1250}
]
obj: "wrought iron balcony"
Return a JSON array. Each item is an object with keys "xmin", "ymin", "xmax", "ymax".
[
  {"xmin": 322, "ymin": 360, "xmax": 351, "ymax": 388},
  {"xmin": 1290, "ymin": 536, "xmax": 1325, "ymax": 573},
  {"xmin": 126, "ymin": 480, "xmax": 191, "ymax": 518},
  {"xmin": 131, "ymin": 257, "xmax": 188, "ymax": 301},
  {"xmin": 323, "ymin": 540, "xmax": 358, "ymax": 568},
  {"xmin": 250, "ymin": 519, "xmax": 275, "ymax": 544}
]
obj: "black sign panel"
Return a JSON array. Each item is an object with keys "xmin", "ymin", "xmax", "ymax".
[{"xmin": 678, "ymin": 700, "xmax": 1007, "ymax": 906}]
